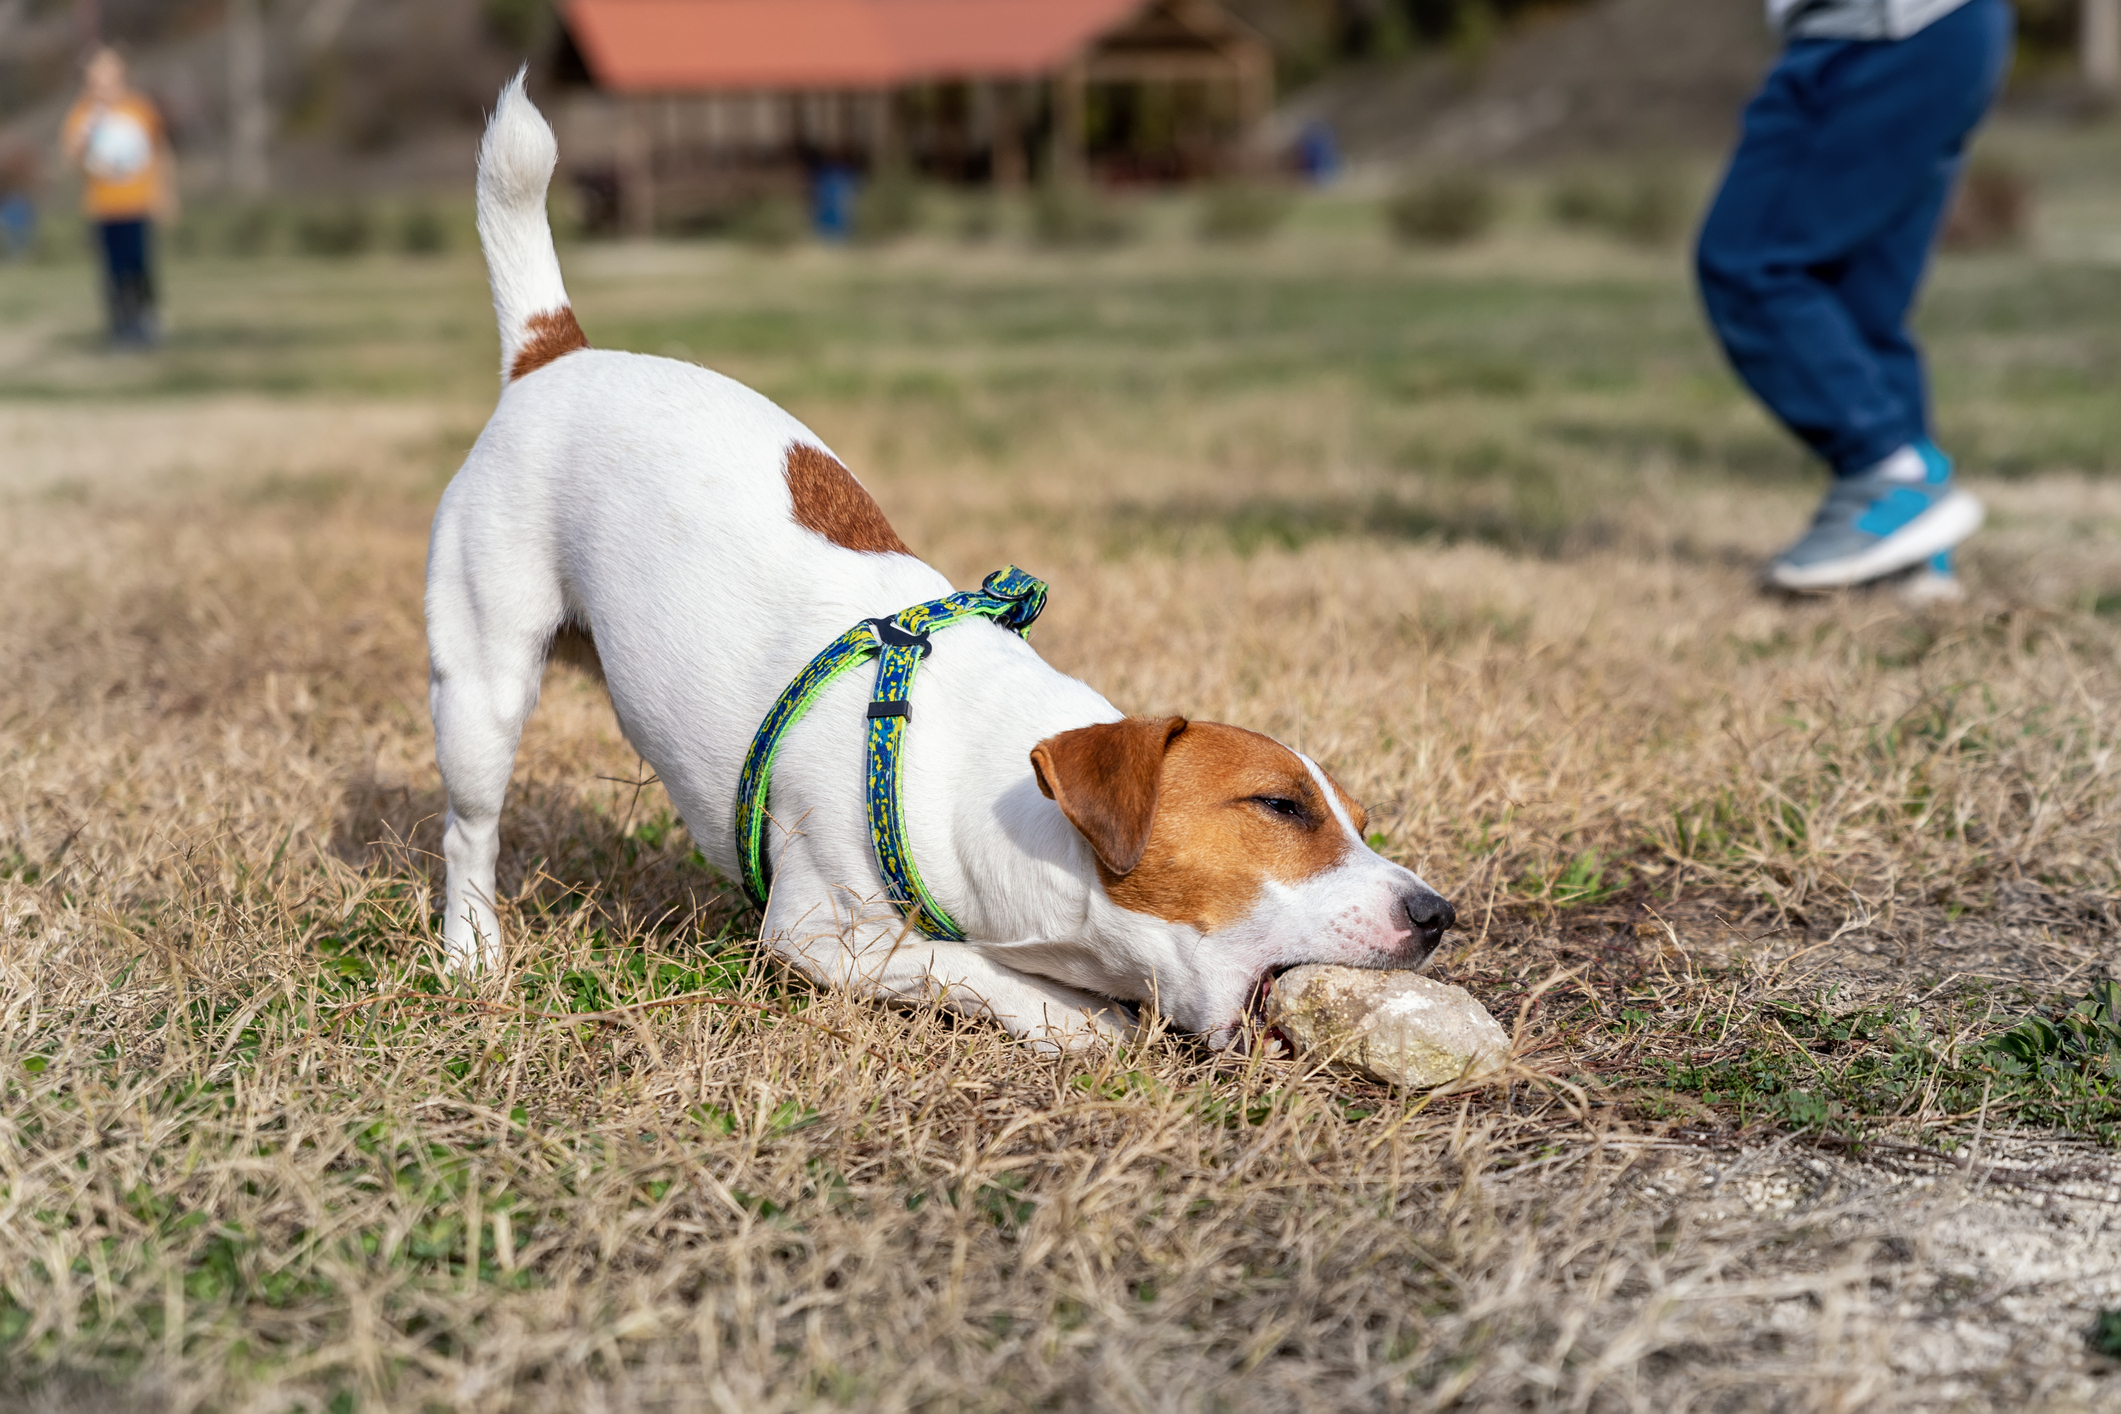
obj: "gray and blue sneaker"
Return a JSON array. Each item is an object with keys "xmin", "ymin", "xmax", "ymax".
[{"xmin": 1766, "ymin": 440, "xmax": 1983, "ymax": 591}]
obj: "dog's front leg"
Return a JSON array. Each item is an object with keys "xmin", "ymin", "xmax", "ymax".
[
  {"xmin": 764, "ymin": 886, "xmax": 1132, "ymax": 1054},
  {"xmin": 873, "ymin": 936, "xmax": 1136, "ymax": 1055}
]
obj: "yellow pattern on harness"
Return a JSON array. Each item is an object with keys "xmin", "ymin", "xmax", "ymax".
[{"xmin": 734, "ymin": 567, "xmax": 1049, "ymax": 941}]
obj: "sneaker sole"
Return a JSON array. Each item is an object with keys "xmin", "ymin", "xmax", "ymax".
[
  {"xmin": 1899, "ymin": 570, "xmax": 1966, "ymax": 606},
  {"xmin": 1766, "ymin": 490, "xmax": 1984, "ymax": 591}
]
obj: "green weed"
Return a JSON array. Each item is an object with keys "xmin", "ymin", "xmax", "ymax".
[{"xmin": 1643, "ymin": 983, "xmax": 2121, "ymax": 1144}]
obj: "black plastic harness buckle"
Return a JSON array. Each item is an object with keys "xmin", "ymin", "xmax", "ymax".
[
  {"xmin": 863, "ymin": 617, "xmax": 934, "ymax": 658},
  {"xmin": 862, "ymin": 618, "xmax": 929, "ymax": 723}
]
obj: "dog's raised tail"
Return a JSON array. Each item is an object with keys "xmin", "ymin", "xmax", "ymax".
[{"xmin": 477, "ymin": 71, "xmax": 586, "ymax": 386}]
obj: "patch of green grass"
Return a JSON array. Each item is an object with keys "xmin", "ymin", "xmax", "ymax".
[
  {"xmin": 1, "ymin": 1012, "xmax": 553, "ymax": 1383},
  {"xmin": 0, "ymin": 922, "xmax": 835, "ymax": 1394},
  {"xmin": 1643, "ymin": 982, "xmax": 2121, "ymax": 1144},
  {"xmin": 1196, "ymin": 182, "xmax": 1294, "ymax": 244},
  {"xmin": 2090, "ymin": 1308, "xmax": 2121, "ymax": 1359},
  {"xmin": 1549, "ymin": 851, "xmax": 1629, "ymax": 906},
  {"xmin": 1386, "ymin": 174, "xmax": 1498, "ymax": 246}
]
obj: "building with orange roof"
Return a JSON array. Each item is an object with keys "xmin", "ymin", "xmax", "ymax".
[{"xmin": 547, "ymin": 0, "xmax": 1273, "ymax": 232}]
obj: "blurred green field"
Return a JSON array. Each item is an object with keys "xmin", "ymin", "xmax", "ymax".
[{"xmin": 6, "ymin": 145, "xmax": 2119, "ymax": 558}]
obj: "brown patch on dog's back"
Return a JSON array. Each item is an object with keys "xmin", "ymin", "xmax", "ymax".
[
  {"xmin": 510, "ymin": 307, "xmax": 590, "ymax": 381},
  {"xmin": 784, "ymin": 443, "xmax": 913, "ymax": 555},
  {"xmin": 1031, "ymin": 719, "xmax": 1358, "ymax": 933}
]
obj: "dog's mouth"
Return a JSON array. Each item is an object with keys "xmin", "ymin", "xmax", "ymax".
[{"xmin": 1244, "ymin": 964, "xmax": 1298, "ymax": 1056}]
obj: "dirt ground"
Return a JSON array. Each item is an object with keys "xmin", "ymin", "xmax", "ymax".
[{"xmin": 3, "ymin": 161, "xmax": 2121, "ymax": 1410}]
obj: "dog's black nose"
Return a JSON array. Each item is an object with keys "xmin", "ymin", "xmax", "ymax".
[{"xmin": 1401, "ymin": 890, "xmax": 1457, "ymax": 959}]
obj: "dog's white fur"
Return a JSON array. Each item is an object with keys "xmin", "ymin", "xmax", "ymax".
[{"xmin": 426, "ymin": 77, "xmax": 1451, "ymax": 1050}]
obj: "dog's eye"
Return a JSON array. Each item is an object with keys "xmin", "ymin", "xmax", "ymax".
[{"xmin": 1253, "ymin": 796, "xmax": 1306, "ymax": 820}]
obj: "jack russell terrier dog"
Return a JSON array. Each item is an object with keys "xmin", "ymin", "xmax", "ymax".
[{"xmin": 425, "ymin": 77, "xmax": 1456, "ymax": 1051}]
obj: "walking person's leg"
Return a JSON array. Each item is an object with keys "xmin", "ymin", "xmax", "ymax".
[
  {"xmin": 1834, "ymin": 0, "xmax": 2016, "ymax": 451},
  {"xmin": 1696, "ymin": 0, "xmax": 2014, "ymax": 589},
  {"xmin": 98, "ymin": 218, "xmax": 154, "ymax": 345},
  {"xmin": 131, "ymin": 219, "xmax": 159, "ymax": 344},
  {"xmin": 1827, "ymin": 174, "xmax": 1975, "ymax": 593},
  {"xmin": 1828, "ymin": 118, "xmax": 1997, "ymax": 462},
  {"xmin": 95, "ymin": 219, "xmax": 128, "ymax": 341}
]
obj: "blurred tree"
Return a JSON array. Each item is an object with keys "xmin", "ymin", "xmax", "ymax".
[
  {"xmin": 1250, "ymin": 0, "xmax": 1601, "ymax": 61},
  {"xmin": 2086, "ymin": 0, "xmax": 2120, "ymax": 89},
  {"xmin": 2014, "ymin": 0, "xmax": 2091, "ymax": 57},
  {"xmin": 1399, "ymin": 0, "xmax": 1582, "ymax": 47},
  {"xmin": 228, "ymin": 0, "xmax": 267, "ymax": 192},
  {"xmin": 484, "ymin": 0, "xmax": 553, "ymax": 52},
  {"xmin": 1341, "ymin": 0, "xmax": 1414, "ymax": 58}
]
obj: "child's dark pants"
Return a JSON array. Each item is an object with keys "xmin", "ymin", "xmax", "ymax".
[
  {"xmin": 1696, "ymin": 0, "xmax": 2013, "ymax": 478},
  {"xmin": 97, "ymin": 217, "xmax": 156, "ymax": 343}
]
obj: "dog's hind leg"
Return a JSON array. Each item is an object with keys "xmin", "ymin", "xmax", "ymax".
[{"xmin": 424, "ymin": 511, "xmax": 563, "ymax": 973}]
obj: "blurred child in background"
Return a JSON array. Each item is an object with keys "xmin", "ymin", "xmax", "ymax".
[
  {"xmin": 1697, "ymin": 0, "xmax": 2014, "ymax": 596},
  {"xmin": 62, "ymin": 47, "xmax": 176, "ymax": 346}
]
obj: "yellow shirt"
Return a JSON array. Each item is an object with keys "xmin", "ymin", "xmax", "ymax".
[{"xmin": 63, "ymin": 93, "xmax": 166, "ymax": 220}]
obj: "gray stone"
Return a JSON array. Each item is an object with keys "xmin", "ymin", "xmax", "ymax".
[{"xmin": 1266, "ymin": 965, "xmax": 1510, "ymax": 1089}]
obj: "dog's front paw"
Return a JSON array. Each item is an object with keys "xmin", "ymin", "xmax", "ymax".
[
  {"xmin": 1019, "ymin": 999, "xmax": 1138, "ymax": 1054},
  {"xmin": 439, "ymin": 933, "xmax": 500, "ymax": 976}
]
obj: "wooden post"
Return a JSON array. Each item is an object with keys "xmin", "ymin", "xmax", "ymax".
[
  {"xmin": 228, "ymin": 0, "xmax": 270, "ymax": 193},
  {"xmin": 872, "ymin": 88, "xmax": 902, "ymax": 172},
  {"xmin": 2088, "ymin": 0, "xmax": 2121, "ymax": 93},
  {"xmin": 991, "ymin": 81, "xmax": 1025, "ymax": 189},
  {"xmin": 1049, "ymin": 57, "xmax": 1086, "ymax": 182},
  {"xmin": 618, "ymin": 97, "xmax": 654, "ymax": 237},
  {"xmin": 1232, "ymin": 40, "xmax": 1273, "ymax": 175}
]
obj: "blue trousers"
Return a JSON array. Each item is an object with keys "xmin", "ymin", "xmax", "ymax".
[
  {"xmin": 97, "ymin": 218, "xmax": 156, "ymax": 339},
  {"xmin": 1696, "ymin": 0, "xmax": 2013, "ymax": 478}
]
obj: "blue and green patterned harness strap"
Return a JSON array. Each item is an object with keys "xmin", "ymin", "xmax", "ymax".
[{"xmin": 735, "ymin": 566, "xmax": 1048, "ymax": 941}]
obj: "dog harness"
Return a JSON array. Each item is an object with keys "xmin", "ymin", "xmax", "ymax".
[{"xmin": 735, "ymin": 566, "xmax": 1049, "ymax": 941}]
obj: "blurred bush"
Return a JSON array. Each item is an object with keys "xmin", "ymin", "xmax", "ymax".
[
  {"xmin": 225, "ymin": 204, "xmax": 277, "ymax": 257},
  {"xmin": 483, "ymin": 0, "xmax": 555, "ymax": 49},
  {"xmin": 1942, "ymin": 159, "xmax": 2031, "ymax": 251},
  {"xmin": 727, "ymin": 193, "xmax": 807, "ymax": 251},
  {"xmin": 1548, "ymin": 170, "xmax": 1686, "ymax": 247},
  {"xmin": 296, "ymin": 202, "xmax": 374, "ymax": 258},
  {"xmin": 1386, "ymin": 173, "xmax": 1496, "ymax": 246},
  {"xmin": 1032, "ymin": 182, "xmax": 1136, "ymax": 248},
  {"xmin": 955, "ymin": 195, "xmax": 1001, "ymax": 244},
  {"xmin": 853, "ymin": 172, "xmax": 922, "ymax": 245},
  {"xmin": 1548, "ymin": 177, "xmax": 1609, "ymax": 229},
  {"xmin": 398, "ymin": 203, "xmax": 448, "ymax": 255},
  {"xmin": 1197, "ymin": 182, "xmax": 1294, "ymax": 243}
]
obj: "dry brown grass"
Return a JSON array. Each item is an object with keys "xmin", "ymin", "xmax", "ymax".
[{"xmin": 4, "ymin": 193, "xmax": 2121, "ymax": 1411}]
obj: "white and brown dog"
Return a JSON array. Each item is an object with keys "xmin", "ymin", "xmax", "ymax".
[{"xmin": 425, "ymin": 77, "xmax": 1456, "ymax": 1050}]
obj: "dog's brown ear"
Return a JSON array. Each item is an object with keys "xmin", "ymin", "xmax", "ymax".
[{"xmin": 1030, "ymin": 716, "xmax": 1188, "ymax": 877}]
